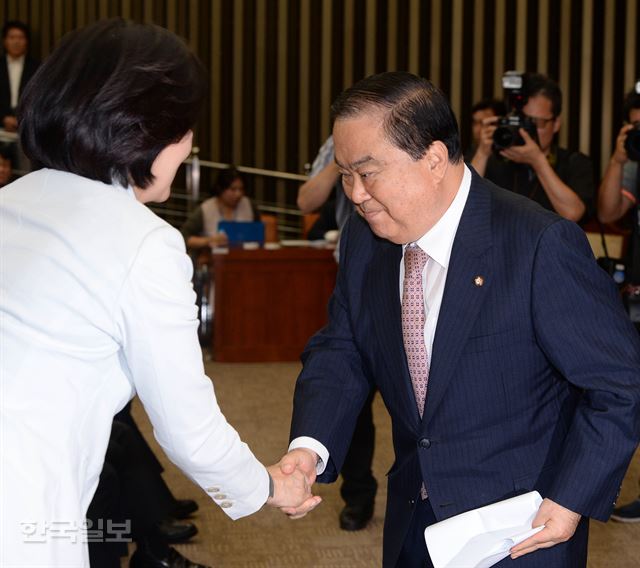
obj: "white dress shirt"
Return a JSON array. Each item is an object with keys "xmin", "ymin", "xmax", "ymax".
[
  {"xmin": 7, "ymin": 54, "xmax": 25, "ymax": 109},
  {"xmin": 290, "ymin": 166, "xmax": 472, "ymax": 473},
  {"xmin": 0, "ymin": 169, "xmax": 269, "ymax": 567}
]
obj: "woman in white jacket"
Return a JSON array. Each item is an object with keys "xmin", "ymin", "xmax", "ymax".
[{"xmin": 0, "ymin": 19, "xmax": 319, "ymax": 567}]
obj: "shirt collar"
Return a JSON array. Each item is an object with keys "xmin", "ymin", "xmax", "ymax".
[
  {"xmin": 7, "ymin": 54, "xmax": 25, "ymax": 65},
  {"xmin": 407, "ymin": 164, "xmax": 471, "ymax": 269}
]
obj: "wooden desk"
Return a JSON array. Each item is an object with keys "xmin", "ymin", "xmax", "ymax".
[{"xmin": 211, "ymin": 247, "xmax": 337, "ymax": 362}]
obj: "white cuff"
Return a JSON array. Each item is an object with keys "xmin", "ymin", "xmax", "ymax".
[{"xmin": 288, "ymin": 437, "xmax": 329, "ymax": 475}]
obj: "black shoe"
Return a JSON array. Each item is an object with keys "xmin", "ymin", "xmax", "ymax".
[
  {"xmin": 170, "ymin": 499, "xmax": 199, "ymax": 519},
  {"xmin": 155, "ymin": 519, "xmax": 198, "ymax": 543},
  {"xmin": 610, "ymin": 498, "xmax": 640, "ymax": 523},
  {"xmin": 339, "ymin": 503, "xmax": 374, "ymax": 531},
  {"xmin": 130, "ymin": 545, "xmax": 210, "ymax": 568}
]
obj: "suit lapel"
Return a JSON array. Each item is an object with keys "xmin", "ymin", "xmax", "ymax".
[
  {"xmin": 368, "ymin": 240, "xmax": 422, "ymax": 428},
  {"xmin": 19, "ymin": 58, "xmax": 37, "ymax": 95},
  {"xmin": 0, "ymin": 58, "xmax": 10, "ymax": 104},
  {"xmin": 423, "ymin": 174, "xmax": 494, "ymax": 428}
]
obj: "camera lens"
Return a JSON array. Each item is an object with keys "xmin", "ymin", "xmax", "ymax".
[
  {"xmin": 625, "ymin": 123, "xmax": 640, "ymax": 162},
  {"xmin": 493, "ymin": 126, "xmax": 516, "ymax": 150}
]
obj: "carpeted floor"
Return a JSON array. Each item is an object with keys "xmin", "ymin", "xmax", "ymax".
[{"xmin": 128, "ymin": 360, "xmax": 640, "ymax": 568}]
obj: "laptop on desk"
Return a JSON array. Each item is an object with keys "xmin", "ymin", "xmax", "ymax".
[{"xmin": 217, "ymin": 221, "xmax": 265, "ymax": 245}]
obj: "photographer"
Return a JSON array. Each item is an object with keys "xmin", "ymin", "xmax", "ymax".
[
  {"xmin": 598, "ymin": 84, "xmax": 640, "ymax": 283},
  {"xmin": 598, "ymin": 84, "xmax": 640, "ymax": 525},
  {"xmin": 471, "ymin": 72, "xmax": 594, "ymax": 223}
]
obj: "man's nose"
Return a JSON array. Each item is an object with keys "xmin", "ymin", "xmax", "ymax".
[{"xmin": 349, "ymin": 176, "xmax": 370, "ymax": 205}]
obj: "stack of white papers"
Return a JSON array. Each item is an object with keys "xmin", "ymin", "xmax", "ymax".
[{"xmin": 424, "ymin": 491, "xmax": 544, "ymax": 568}]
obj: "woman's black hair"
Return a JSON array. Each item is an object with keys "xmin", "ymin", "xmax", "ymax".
[
  {"xmin": 212, "ymin": 167, "xmax": 245, "ymax": 196},
  {"xmin": 18, "ymin": 18, "xmax": 206, "ymax": 189}
]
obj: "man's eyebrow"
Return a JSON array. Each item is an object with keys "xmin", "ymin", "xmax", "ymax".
[{"xmin": 334, "ymin": 155, "xmax": 376, "ymax": 169}]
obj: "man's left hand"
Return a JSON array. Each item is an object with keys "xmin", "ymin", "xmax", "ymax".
[
  {"xmin": 499, "ymin": 128, "xmax": 544, "ymax": 167},
  {"xmin": 510, "ymin": 498, "xmax": 581, "ymax": 559}
]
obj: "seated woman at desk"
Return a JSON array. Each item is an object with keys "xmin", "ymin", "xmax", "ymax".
[{"xmin": 181, "ymin": 166, "xmax": 258, "ymax": 249}]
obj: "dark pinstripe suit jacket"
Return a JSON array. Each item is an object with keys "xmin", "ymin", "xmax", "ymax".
[{"xmin": 291, "ymin": 170, "xmax": 640, "ymax": 567}]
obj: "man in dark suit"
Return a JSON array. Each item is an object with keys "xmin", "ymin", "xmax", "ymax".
[
  {"xmin": 0, "ymin": 143, "xmax": 15, "ymax": 187},
  {"xmin": 280, "ymin": 72, "xmax": 640, "ymax": 567},
  {"xmin": 1, "ymin": 20, "xmax": 39, "ymax": 133}
]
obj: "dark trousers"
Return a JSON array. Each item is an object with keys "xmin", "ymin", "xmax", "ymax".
[
  {"xmin": 108, "ymin": 421, "xmax": 172, "ymax": 537},
  {"xmin": 114, "ymin": 403, "xmax": 163, "ymax": 473},
  {"xmin": 113, "ymin": 403, "xmax": 177, "ymax": 509},
  {"xmin": 396, "ymin": 499, "xmax": 589, "ymax": 568},
  {"xmin": 86, "ymin": 463, "xmax": 126, "ymax": 568},
  {"xmin": 87, "ymin": 418, "xmax": 175, "ymax": 565},
  {"xmin": 340, "ymin": 389, "xmax": 378, "ymax": 507},
  {"xmin": 396, "ymin": 498, "xmax": 436, "ymax": 568}
]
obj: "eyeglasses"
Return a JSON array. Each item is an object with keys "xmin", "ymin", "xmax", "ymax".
[{"xmin": 524, "ymin": 114, "xmax": 555, "ymax": 129}]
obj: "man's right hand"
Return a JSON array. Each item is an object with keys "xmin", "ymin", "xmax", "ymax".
[
  {"xmin": 265, "ymin": 461, "xmax": 321, "ymax": 514},
  {"xmin": 274, "ymin": 448, "xmax": 321, "ymax": 518},
  {"xmin": 476, "ymin": 116, "xmax": 499, "ymax": 158}
]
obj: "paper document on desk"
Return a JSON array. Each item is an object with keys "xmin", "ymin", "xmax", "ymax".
[{"xmin": 424, "ymin": 491, "xmax": 544, "ymax": 568}]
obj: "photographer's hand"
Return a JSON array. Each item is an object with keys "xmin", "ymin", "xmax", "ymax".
[
  {"xmin": 612, "ymin": 123, "xmax": 633, "ymax": 165},
  {"xmin": 478, "ymin": 116, "xmax": 498, "ymax": 155},
  {"xmin": 598, "ymin": 123, "xmax": 635, "ymax": 223},
  {"xmin": 499, "ymin": 128, "xmax": 545, "ymax": 167},
  {"xmin": 470, "ymin": 116, "xmax": 498, "ymax": 176}
]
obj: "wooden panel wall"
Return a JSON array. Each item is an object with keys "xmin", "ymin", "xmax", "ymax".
[{"xmin": 3, "ymin": 0, "xmax": 640, "ymax": 205}]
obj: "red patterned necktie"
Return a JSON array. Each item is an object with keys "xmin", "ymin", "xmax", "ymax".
[
  {"xmin": 402, "ymin": 244, "xmax": 430, "ymax": 499},
  {"xmin": 401, "ymin": 244, "xmax": 429, "ymax": 417}
]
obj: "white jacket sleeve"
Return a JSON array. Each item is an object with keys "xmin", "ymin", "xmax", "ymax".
[{"xmin": 115, "ymin": 225, "xmax": 269, "ymax": 519}]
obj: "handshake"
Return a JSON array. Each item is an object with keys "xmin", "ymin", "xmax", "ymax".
[{"xmin": 265, "ymin": 448, "xmax": 322, "ymax": 518}]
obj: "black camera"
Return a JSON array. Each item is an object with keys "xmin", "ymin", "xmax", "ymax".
[
  {"xmin": 624, "ymin": 121, "xmax": 640, "ymax": 162},
  {"xmin": 493, "ymin": 115, "xmax": 538, "ymax": 151},
  {"xmin": 492, "ymin": 71, "xmax": 539, "ymax": 152}
]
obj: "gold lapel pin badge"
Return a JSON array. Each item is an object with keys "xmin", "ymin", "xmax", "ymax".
[{"xmin": 474, "ymin": 276, "xmax": 484, "ymax": 287}]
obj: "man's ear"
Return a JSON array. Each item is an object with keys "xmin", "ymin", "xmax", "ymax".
[{"xmin": 424, "ymin": 141, "xmax": 449, "ymax": 181}]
